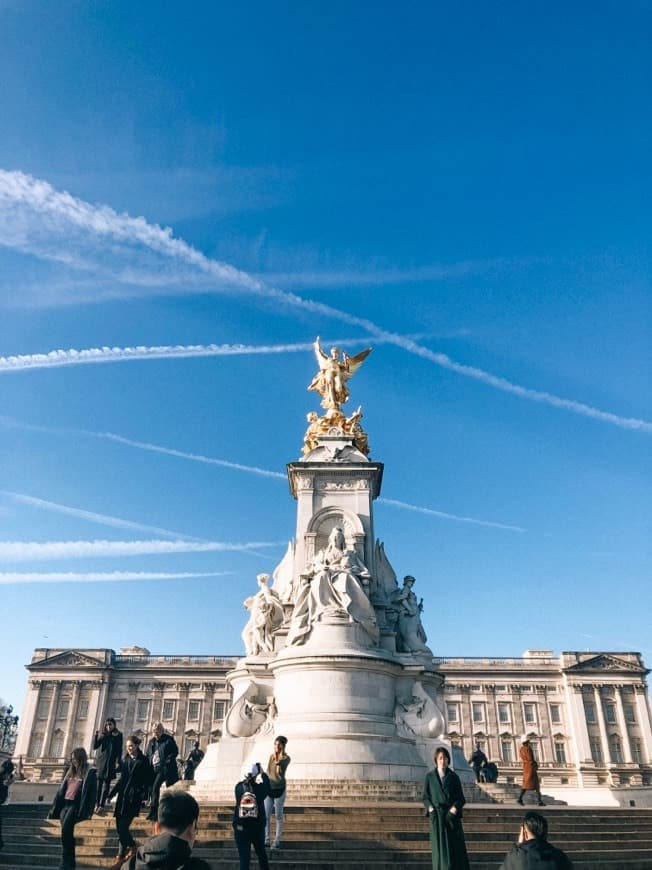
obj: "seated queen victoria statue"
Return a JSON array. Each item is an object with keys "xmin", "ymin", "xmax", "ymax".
[{"xmin": 287, "ymin": 526, "xmax": 379, "ymax": 646}]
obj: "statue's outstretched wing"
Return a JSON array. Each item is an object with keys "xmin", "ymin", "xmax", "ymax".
[
  {"xmin": 313, "ymin": 336, "xmax": 330, "ymax": 371},
  {"xmin": 345, "ymin": 346, "xmax": 372, "ymax": 375}
]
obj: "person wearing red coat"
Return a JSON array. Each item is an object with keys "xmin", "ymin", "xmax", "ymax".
[{"xmin": 517, "ymin": 737, "xmax": 544, "ymax": 806}]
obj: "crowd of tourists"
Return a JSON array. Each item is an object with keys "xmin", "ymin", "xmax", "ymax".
[{"xmin": 0, "ymin": 726, "xmax": 574, "ymax": 870}]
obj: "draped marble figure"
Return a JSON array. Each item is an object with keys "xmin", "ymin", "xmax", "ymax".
[
  {"xmin": 242, "ymin": 573, "xmax": 284, "ymax": 656},
  {"xmin": 287, "ymin": 526, "xmax": 379, "ymax": 645}
]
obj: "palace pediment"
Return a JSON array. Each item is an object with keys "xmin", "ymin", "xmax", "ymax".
[
  {"xmin": 565, "ymin": 654, "xmax": 645, "ymax": 674},
  {"xmin": 28, "ymin": 650, "xmax": 105, "ymax": 670}
]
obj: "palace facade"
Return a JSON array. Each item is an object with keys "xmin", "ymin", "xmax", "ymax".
[{"xmin": 15, "ymin": 644, "xmax": 652, "ymax": 801}]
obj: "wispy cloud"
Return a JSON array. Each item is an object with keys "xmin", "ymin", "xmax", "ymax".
[
  {"xmin": 97, "ymin": 433, "xmax": 288, "ymax": 480},
  {"xmin": 0, "ymin": 491, "xmax": 202, "ymax": 540},
  {"xmin": 0, "ymin": 539, "xmax": 283, "ymax": 562},
  {"xmin": 0, "ymin": 570, "xmax": 233, "ymax": 585},
  {"xmin": 377, "ymin": 497, "xmax": 526, "ymax": 533},
  {"xmin": 0, "ymin": 170, "xmax": 649, "ymax": 433}
]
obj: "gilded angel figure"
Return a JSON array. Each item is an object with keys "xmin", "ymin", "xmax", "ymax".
[{"xmin": 308, "ymin": 337, "xmax": 372, "ymax": 411}]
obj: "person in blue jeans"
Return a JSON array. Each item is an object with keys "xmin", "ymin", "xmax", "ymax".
[
  {"xmin": 48, "ymin": 748, "xmax": 97, "ymax": 870},
  {"xmin": 233, "ymin": 762, "xmax": 270, "ymax": 870}
]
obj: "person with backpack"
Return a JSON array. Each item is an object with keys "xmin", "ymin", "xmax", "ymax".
[
  {"xmin": 107, "ymin": 735, "xmax": 152, "ymax": 870},
  {"xmin": 93, "ymin": 717, "xmax": 123, "ymax": 812},
  {"xmin": 120, "ymin": 791, "xmax": 211, "ymax": 870},
  {"xmin": 233, "ymin": 762, "xmax": 270, "ymax": 870}
]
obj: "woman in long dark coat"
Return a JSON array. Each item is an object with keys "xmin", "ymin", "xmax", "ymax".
[
  {"xmin": 517, "ymin": 737, "xmax": 544, "ymax": 805},
  {"xmin": 93, "ymin": 717, "xmax": 123, "ymax": 811},
  {"xmin": 48, "ymin": 747, "xmax": 97, "ymax": 870},
  {"xmin": 107, "ymin": 734, "xmax": 152, "ymax": 870},
  {"xmin": 423, "ymin": 746, "xmax": 470, "ymax": 870}
]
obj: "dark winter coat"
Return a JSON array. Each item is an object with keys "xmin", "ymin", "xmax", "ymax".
[
  {"xmin": 498, "ymin": 837, "xmax": 573, "ymax": 869},
  {"xmin": 423, "ymin": 767, "xmax": 470, "ymax": 870},
  {"xmin": 93, "ymin": 729, "xmax": 123, "ymax": 780},
  {"xmin": 121, "ymin": 832, "xmax": 211, "ymax": 869},
  {"xmin": 49, "ymin": 767, "xmax": 98, "ymax": 822},
  {"xmin": 146, "ymin": 733, "xmax": 179, "ymax": 786},
  {"xmin": 520, "ymin": 743, "xmax": 540, "ymax": 791},
  {"xmin": 109, "ymin": 750, "xmax": 152, "ymax": 819}
]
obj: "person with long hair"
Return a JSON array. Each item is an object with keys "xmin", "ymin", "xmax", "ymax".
[
  {"xmin": 423, "ymin": 746, "xmax": 470, "ymax": 870},
  {"xmin": 93, "ymin": 717, "xmax": 123, "ymax": 812},
  {"xmin": 107, "ymin": 735, "xmax": 152, "ymax": 870},
  {"xmin": 48, "ymin": 747, "xmax": 97, "ymax": 870}
]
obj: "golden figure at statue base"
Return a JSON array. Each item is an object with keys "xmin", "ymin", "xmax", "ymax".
[{"xmin": 302, "ymin": 405, "xmax": 370, "ymax": 456}]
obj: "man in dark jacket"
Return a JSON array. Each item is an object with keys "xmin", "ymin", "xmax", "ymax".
[
  {"xmin": 498, "ymin": 811, "xmax": 573, "ymax": 869},
  {"xmin": 121, "ymin": 791, "xmax": 211, "ymax": 870},
  {"xmin": 233, "ymin": 762, "xmax": 270, "ymax": 870},
  {"xmin": 145, "ymin": 724, "xmax": 179, "ymax": 822}
]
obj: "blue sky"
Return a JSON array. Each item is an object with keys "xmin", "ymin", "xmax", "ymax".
[{"xmin": 0, "ymin": 1, "xmax": 650, "ymax": 715}]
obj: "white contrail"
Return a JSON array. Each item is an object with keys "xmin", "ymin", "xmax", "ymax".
[
  {"xmin": 0, "ymin": 570, "xmax": 232, "ymax": 585},
  {"xmin": 0, "ymin": 491, "xmax": 201, "ymax": 540},
  {"xmin": 0, "ymin": 539, "xmax": 284, "ymax": 562},
  {"xmin": 0, "ymin": 341, "xmax": 315, "ymax": 373},
  {"xmin": 95, "ymin": 432, "xmax": 287, "ymax": 480},
  {"xmin": 377, "ymin": 497, "xmax": 525, "ymax": 533},
  {"xmin": 0, "ymin": 170, "xmax": 648, "ymax": 433}
]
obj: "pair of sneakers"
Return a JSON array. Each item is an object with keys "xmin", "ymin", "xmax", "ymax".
[{"xmin": 265, "ymin": 839, "xmax": 281, "ymax": 850}]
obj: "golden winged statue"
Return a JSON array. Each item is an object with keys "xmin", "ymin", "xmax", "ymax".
[{"xmin": 308, "ymin": 337, "xmax": 372, "ymax": 412}]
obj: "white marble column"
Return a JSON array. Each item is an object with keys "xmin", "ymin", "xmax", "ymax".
[
  {"xmin": 635, "ymin": 684, "xmax": 652, "ymax": 763},
  {"xmin": 43, "ymin": 681, "xmax": 62, "ymax": 757},
  {"xmin": 62, "ymin": 681, "xmax": 82, "ymax": 759},
  {"xmin": 201, "ymin": 683, "xmax": 217, "ymax": 743},
  {"xmin": 83, "ymin": 682, "xmax": 102, "ymax": 751},
  {"xmin": 614, "ymin": 686, "xmax": 633, "ymax": 763},
  {"xmin": 14, "ymin": 679, "xmax": 42, "ymax": 758},
  {"xmin": 563, "ymin": 684, "xmax": 591, "ymax": 769},
  {"xmin": 593, "ymin": 686, "xmax": 610, "ymax": 763}
]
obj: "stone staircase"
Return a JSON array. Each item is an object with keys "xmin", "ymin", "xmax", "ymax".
[
  {"xmin": 476, "ymin": 781, "xmax": 567, "ymax": 806},
  {"xmin": 2, "ymin": 802, "xmax": 652, "ymax": 869}
]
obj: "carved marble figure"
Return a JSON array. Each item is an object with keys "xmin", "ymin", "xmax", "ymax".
[
  {"xmin": 242, "ymin": 573, "xmax": 284, "ymax": 656},
  {"xmin": 392, "ymin": 575, "xmax": 432, "ymax": 654},
  {"xmin": 287, "ymin": 526, "xmax": 379, "ymax": 646},
  {"xmin": 308, "ymin": 338, "xmax": 371, "ymax": 412}
]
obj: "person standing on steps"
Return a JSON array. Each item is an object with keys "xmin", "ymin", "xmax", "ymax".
[
  {"xmin": 498, "ymin": 811, "xmax": 573, "ymax": 869},
  {"xmin": 423, "ymin": 746, "xmax": 470, "ymax": 870},
  {"xmin": 48, "ymin": 747, "xmax": 97, "ymax": 870},
  {"xmin": 93, "ymin": 717, "xmax": 123, "ymax": 812},
  {"xmin": 0, "ymin": 759, "xmax": 16, "ymax": 851},
  {"xmin": 517, "ymin": 736, "xmax": 545, "ymax": 806},
  {"xmin": 468, "ymin": 743, "xmax": 488, "ymax": 783},
  {"xmin": 183, "ymin": 741, "xmax": 205, "ymax": 781},
  {"xmin": 233, "ymin": 762, "xmax": 270, "ymax": 870},
  {"xmin": 264, "ymin": 735, "xmax": 290, "ymax": 848},
  {"xmin": 108, "ymin": 735, "xmax": 152, "ymax": 870},
  {"xmin": 145, "ymin": 723, "xmax": 179, "ymax": 822}
]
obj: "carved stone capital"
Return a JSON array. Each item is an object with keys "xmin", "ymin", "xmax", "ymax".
[{"xmin": 128, "ymin": 681, "xmax": 140, "ymax": 690}]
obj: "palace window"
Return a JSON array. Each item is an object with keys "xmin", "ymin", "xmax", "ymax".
[
  {"xmin": 112, "ymin": 700, "xmax": 125, "ymax": 720},
  {"xmin": 29, "ymin": 733, "xmax": 44, "ymax": 757},
  {"xmin": 162, "ymin": 700, "xmax": 175, "ymax": 720},
  {"xmin": 472, "ymin": 703, "xmax": 484, "ymax": 723},
  {"xmin": 624, "ymin": 704, "xmax": 636, "ymax": 724},
  {"xmin": 609, "ymin": 736, "xmax": 623, "ymax": 764},
  {"xmin": 136, "ymin": 700, "xmax": 150, "ymax": 721},
  {"xmin": 498, "ymin": 703, "xmax": 510, "ymax": 724},
  {"xmin": 590, "ymin": 739, "xmax": 603, "ymax": 764},
  {"xmin": 605, "ymin": 703, "xmax": 617, "ymax": 724},
  {"xmin": 213, "ymin": 701, "xmax": 226, "ymax": 720},
  {"xmin": 549, "ymin": 704, "xmax": 561, "ymax": 724},
  {"xmin": 584, "ymin": 702, "xmax": 596, "ymax": 724},
  {"xmin": 446, "ymin": 704, "xmax": 459, "ymax": 723},
  {"xmin": 523, "ymin": 703, "xmax": 536, "ymax": 725},
  {"xmin": 188, "ymin": 700, "xmax": 201, "ymax": 721},
  {"xmin": 37, "ymin": 697, "xmax": 49, "ymax": 720},
  {"xmin": 554, "ymin": 741, "xmax": 567, "ymax": 763},
  {"xmin": 77, "ymin": 699, "xmax": 89, "ymax": 720},
  {"xmin": 501, "ymin": 740, "xmax": 514, "ymax": 762},
  {"xmin": 631, "ymin": 739, "xmax": 643, "ymax": 763},
  {"xmin": 50, "ymin": 731, "xmax": 64, "ymax": 758},
  {"xmin": 530, "ymin": 742, "xmax": 540, "ymax": 763},
  {"xmin": 57, "ymin": 698, "xmax": 70, "ymax": 719}
]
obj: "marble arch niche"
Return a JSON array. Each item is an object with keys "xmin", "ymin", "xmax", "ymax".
[{"xmin": 305, "ymin": 506, "xmax": 365, "ymax": 566}]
